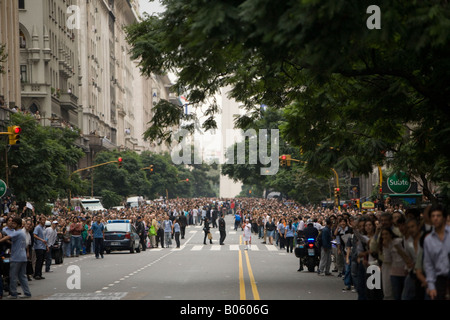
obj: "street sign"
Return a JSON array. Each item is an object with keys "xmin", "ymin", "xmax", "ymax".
[
  {"xmin": 387, "ymin": 171, "xmax": 411, "ymax": 193},
  {"xmin": 0, "ymin": 179, "xmax": 7, "ymax": 198},
  {"xmin": 361, "ymin": 201, "xmax": 375, "ymax": 209}
]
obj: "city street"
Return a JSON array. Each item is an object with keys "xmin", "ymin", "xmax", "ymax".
[{"xmin": 26, "ymin": 215, "xmax": 353, "ymax": 301}]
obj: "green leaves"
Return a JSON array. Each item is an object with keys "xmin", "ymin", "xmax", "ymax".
[
  {"xmin": 92, "ymin": 150, "xmax": 218, "ymax": 200},
  {"xmin": 127, "ymin": 0, "xmax": 450, "ymax": 204},
  {"xmin": 6, "ymin": 113, "xmax": 85, "ymax": 206}
]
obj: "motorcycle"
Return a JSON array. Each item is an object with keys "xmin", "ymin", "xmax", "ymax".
[{"xmin": 295, "ymin": 237, "xmax": 320, "ymax": 272}]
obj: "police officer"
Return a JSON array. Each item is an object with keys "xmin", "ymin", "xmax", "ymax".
[
  {"xmin": 298, "ymin": 220, "xmax": 319, "ymax": 271},
  {"xmin": 218, "ymin": 213, "xmax": 226, "ymax": 245}
]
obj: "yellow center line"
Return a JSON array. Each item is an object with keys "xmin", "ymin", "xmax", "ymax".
[
  {"xmin": 238, "ymin": 250, "xmax": 246, "ymax": 300},
  {"xmin": 244, "ymin": 250, "xmax": 260, "ymax": 300}
]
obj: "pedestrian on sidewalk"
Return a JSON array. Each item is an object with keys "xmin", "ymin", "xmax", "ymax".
[
  {"xmin": 0, "ymin": 217, "xmax": 32, "ymax": 299},
  {"xmin": 318, "ymin": 218, "xmax": 332, "ymax": 276}
]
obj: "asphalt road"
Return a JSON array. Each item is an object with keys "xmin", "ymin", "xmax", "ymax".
[{"xmin": 19, "ymin": 215, "xmax": 355, "ymax": 301}]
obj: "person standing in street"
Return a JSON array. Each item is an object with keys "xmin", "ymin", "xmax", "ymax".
[
  {"xmin": 33, "ymin": 215, "xmax": 48, "ymax": 280},
  {"xmin": 179, "ymin": 213, "xmax": 187, "ymax": 239},
  {"xmin": 285, "ymin": 220, "xmax": 295, "ymax": 253},
  {"xmin": 135, "ymin": 216, "xmax": 146, "ymax": 251},
  {"xmin": 243, "ymin": 219, "xmax": 252, "ymax": 250},
  {"xmin": 173, "ymin": 218, "xmax": 181, "ymax": 248},
  {"xmin": 318, "ymin": 218, "xmax": 333, "ymax": 276},
  {"xmin": 163, "ymin": 215, "xmax": 173, "ymax": 248},
  {"xmin": 91, "ymin": 215, "xmax": 105, "ymax": 259},
  {"xmin": 219, "ymin": 213, "xmax": 226, "ymax": 245},
  {"xmin": 44, "ymin": 221, "xmax": 58, "ymax": 273},
  {"xmin": 69, "ymin": 216, "xmax": 83, "ymax": 257},
  {"xmin": 423, "ymin": 205, "xmax": 449, "ymax": 300},
  {"xmin": 0, "ymin": 217, "xmax": 32, "ymax": 299},
  {"xmin": 212, "ymin": 207, "xmax": 218, "ymax": 228},
  {"xmin": 203, "ymin": 217, "xmax": 212, "ymax": 245}
]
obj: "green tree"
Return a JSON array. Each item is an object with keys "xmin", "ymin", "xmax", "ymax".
[
  {"xmin": 4, "ymin": 113, "xmax": 86, "ymax": 209},
  {"xmin": 100, "ymin": 190, "xmax": 123, "ymax": 209},
  {"xmin": 91, "ymin": 150, "xmax": 151, "ymax": 198},
  {"xmin": 127, "ymin": 0, "xmax": 450, "ymax": 205}
]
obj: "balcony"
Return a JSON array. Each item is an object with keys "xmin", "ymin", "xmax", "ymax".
[
  {"xmin": 21, "ymin": 83, "xmax": 48, "ymax": 98},
  {"xmin": 85, "ymin": 134, "xmax": 117, "ymax": 152},
  {"xmin": 60, "ymin": 92, "xmax": 79, "ymax": 111}
]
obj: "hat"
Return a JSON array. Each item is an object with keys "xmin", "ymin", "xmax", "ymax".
[
  {"xmin": 45, "ymin": 221, "xmax": 51, "ymax": 227},
  {"xmin": 306, "ymin": 219, "xmax": 313, "ymax": 225},
  {"xmin": 52, "ymin": 221, "xmax": 58, "ymax": 224}
]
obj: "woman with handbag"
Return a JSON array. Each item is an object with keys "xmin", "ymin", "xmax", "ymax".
[{"xmin": 203, "ymin": 218, "xmax": 212, "ymax": 245}]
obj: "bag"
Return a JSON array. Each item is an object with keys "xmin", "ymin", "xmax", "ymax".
[{"xmin": 207, "ymin": 232, "xmax": 212, "ymax": 240}]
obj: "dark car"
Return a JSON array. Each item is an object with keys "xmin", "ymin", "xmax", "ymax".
[{"xmin": 104, "ymin": 220, "xmax": 141, "ymax": 254}]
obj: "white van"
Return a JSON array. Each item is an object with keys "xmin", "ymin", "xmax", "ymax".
[
  {"xmin": 81, "ymin": 198, "xmax": 105, "ymax": 212},
  {"xmin": 126, "ymin": 196, "xmax": 143, "ymax": 208}
]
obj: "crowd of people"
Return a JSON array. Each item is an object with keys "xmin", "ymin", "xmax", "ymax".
[{"xmin": 0, "ymin": 196, "xmax": 449, "ymax": 300}]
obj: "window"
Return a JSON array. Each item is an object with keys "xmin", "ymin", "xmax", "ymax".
[
  {"xmin": 18, "ymin": 0, "xmax": 25, "ymax": 9},
  {"xmin": 20, "ymin": 65, "xmax": 27, "ymax": 83},
  {"xmin": 19, "ymin": 30, "xmax": 26, "ymax": 48}
]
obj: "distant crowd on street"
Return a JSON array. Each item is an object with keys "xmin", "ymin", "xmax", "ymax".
[{"xmin": 1, "ymin": 195, "xmax": 449, "ymax": 300}]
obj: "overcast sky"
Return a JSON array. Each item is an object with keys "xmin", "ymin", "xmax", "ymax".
[{"xmin": 139, "ymin": 0, "xmax": 166, "ymax": 16}]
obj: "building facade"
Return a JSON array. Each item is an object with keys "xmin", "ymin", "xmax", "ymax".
[
  {"xmin": 18, "ymin": 0, "xmax": 81, "ymax": 129},
  {"xmin": 0, "ymin": 0, "xmax": 21, "ymax": 113}
]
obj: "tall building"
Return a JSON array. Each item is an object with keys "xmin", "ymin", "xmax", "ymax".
[
  {"xmin": 3, "ymin": 0, "xmax": 177, "ymax": 172},
  {"xmin": 0, "ymin": 0, "xmax": 21, "ymax": 113},
  {"xmin": 219, "ymin": 86, "xmax": 243, "ymax": 198},
  {"xmin": 18, "ymin": 0, "xmax": 81, "ymax": 129}
]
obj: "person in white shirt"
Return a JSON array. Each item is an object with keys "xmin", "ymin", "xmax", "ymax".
[
  {"xmin": 193, "ymin": 208, "xmax": 198, "ymax": 225},
  {"xmin": 297, "ymin": 217, "xmax": 305, "ymax": 232},
  {"xmin": 243, "ymin": 219, "xmax": 252, "ymax": 250}
]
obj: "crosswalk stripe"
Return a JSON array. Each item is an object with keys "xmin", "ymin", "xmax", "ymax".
[
  {"xmin": 229, "ymin": 245, "xmax": 240, "ymax": 251},
  {"xmin": 191, "ymin": 245, "xmax": 203, "ymax": 251},
  {"xmin": 265, "ymin": 244, "xmax": 278, "ymax": 251},
  {"xmin": 210, "ymin": 245, "xmax": 221, "ymax": 251}
]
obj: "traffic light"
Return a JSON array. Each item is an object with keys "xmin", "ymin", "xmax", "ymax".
[
  {"xmin": 150, "ymin": 165, "xmax": 154, "ymax": 173},
  {"xmin": 8, "ymin": 126, "xmax": 21, "ymax": 146},
  {"xmin": 118, "ymin": 157, "xmax": 123, "ymax": 168},
  {"xmin": 335, "ymin": 187, "xmax": 340, "ymax": 198},
  {"xmin": 280, "ymin": 155, "xmax": 287, "ymax": 167},
  {"xmin": 286, "ymin": 154, "xmax": 292, "ymax": 167}
]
